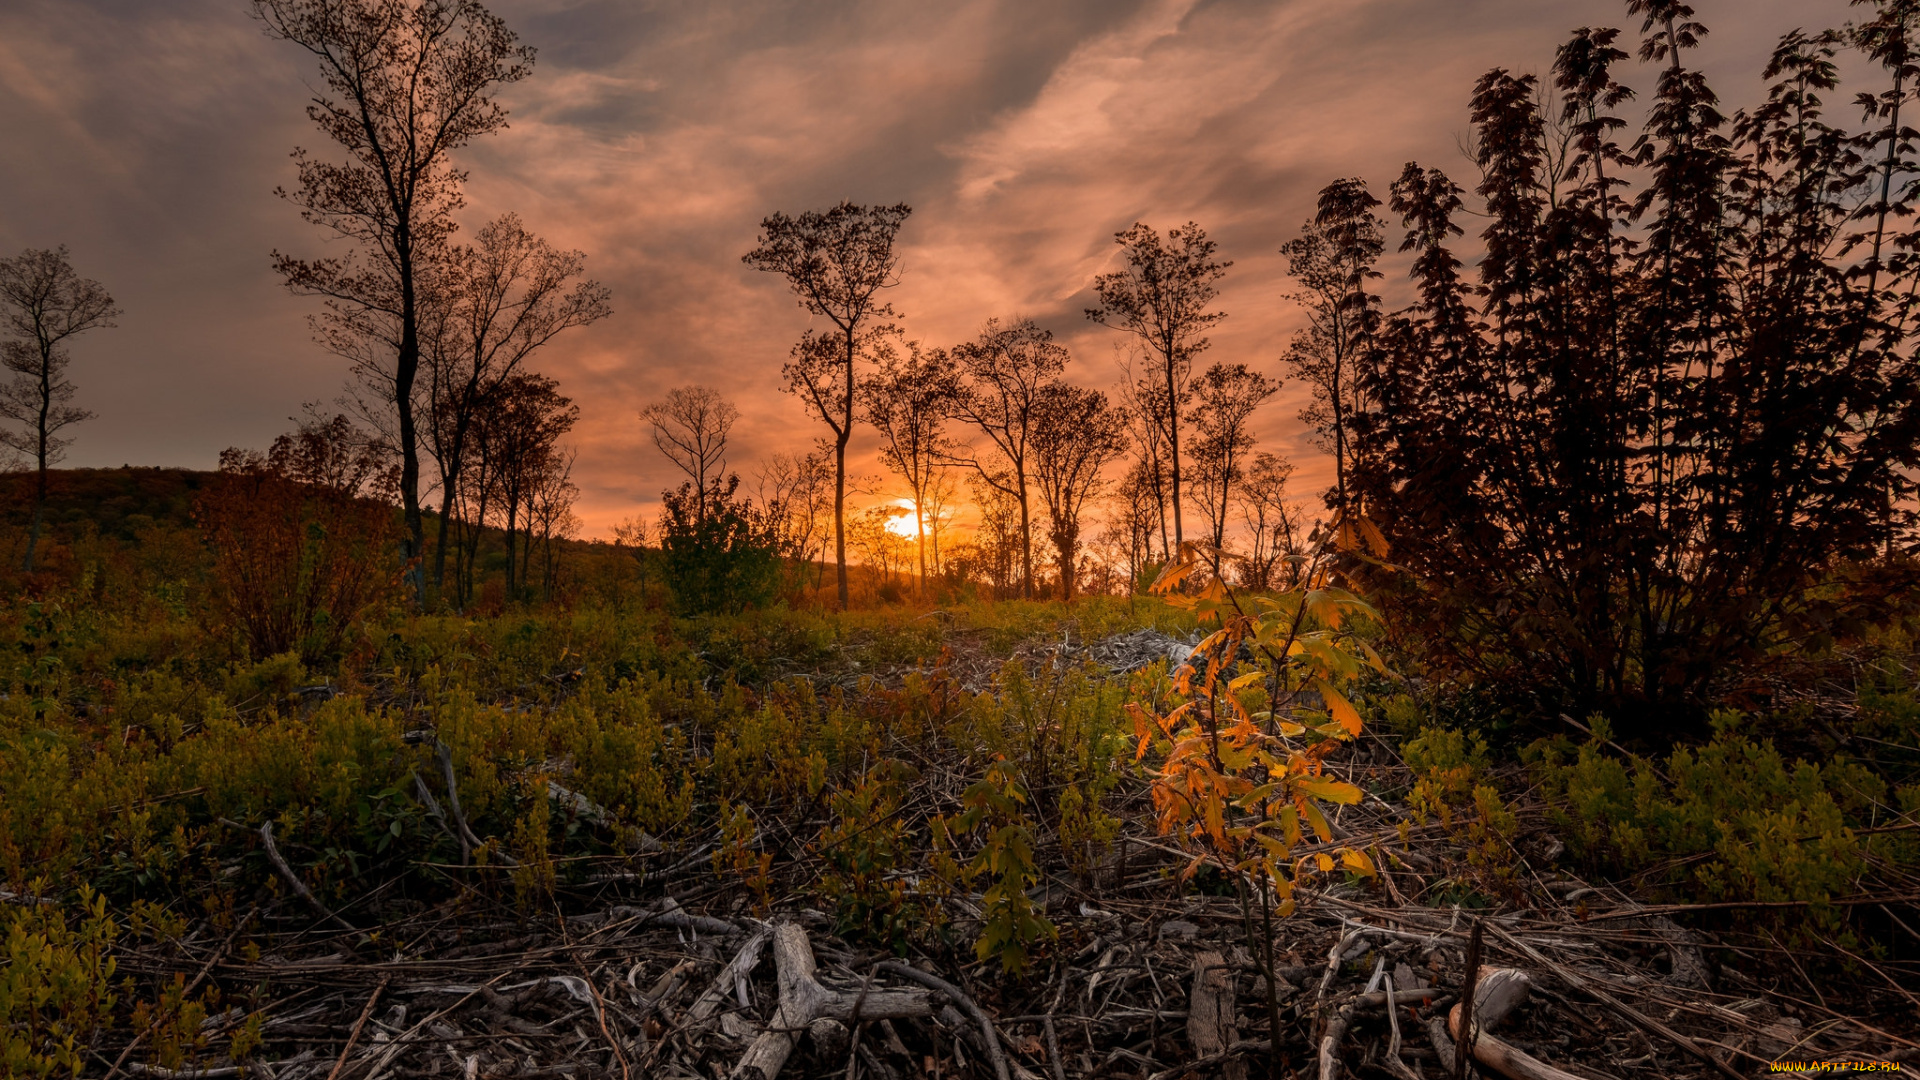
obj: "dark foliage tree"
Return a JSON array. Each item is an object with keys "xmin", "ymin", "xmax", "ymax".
[
  {"xmin": 1186, "ymin": 362, "xmax": 1279, "ymax": 565},
  {"xmin": 1085, "ymin": 222, "xmax": 1230, "ymax": 548},
  {"xmin": 946, "ymin": 319, "xmax": 1068, "ymax": 599},
  {"xmin": 0, "ymin": 247, "xmax": 118, "ymax": 572},
  {"xmin": 449, "ymin": 372, "xmax": 574, "ymax": 603},
  {"xmin": 1279, "ymin": 181, "xmax": 1384, "ymax": 508},
  {"xmin": 1029, "ymin": 384, "xmax": 1128, "ymax": 600},
  {"xmin": 1345, "ymin": 6, "xmax": 1920, "ymax": 731},
  {"xmin": 658, "ymin": 474, "xmax": 783, "ymax": 615},
  {"xmin": 743, "ymin": 201, "xmax": 912, "ymax": 610},
  {"xmin": 859, "ymin": 334, "xmax": 958, "ymax": 594},
  {"xmin": 255, "ymin": 0, "xmax": 534, "ymax": 578},
  {"xmin": 422, "ymin": 213, "xmax": 609, "ymax": 591}
]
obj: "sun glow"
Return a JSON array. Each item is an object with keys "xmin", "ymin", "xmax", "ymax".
[{"xmin": 884, "ymin": 500, "xmax": 920, "ymax": 538}]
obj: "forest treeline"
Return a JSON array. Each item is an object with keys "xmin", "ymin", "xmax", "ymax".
[{"xmin": 6, "ymin": 0, "xmax": 1920, "ymax": 730}]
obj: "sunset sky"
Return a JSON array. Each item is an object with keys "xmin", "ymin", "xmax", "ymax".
[{"xmin": 0, "ymin": 0, "xmax": 1861, "ymax": 537}]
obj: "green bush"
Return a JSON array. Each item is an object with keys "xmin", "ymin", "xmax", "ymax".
[{"xmin": 1526, "ymin": 712, "xmax": 1903, "ymax": 910}]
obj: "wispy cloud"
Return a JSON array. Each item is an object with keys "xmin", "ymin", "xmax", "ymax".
[{"xmin": 0, "ymin": 0, "xmax": 1857, "ymax": 534}]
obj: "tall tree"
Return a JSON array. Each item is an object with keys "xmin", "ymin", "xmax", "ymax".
[
  {"xmin": 1280, "ymin": 181, "xmax": 1384, "ymax": 508},
  {"xmin": 0, "ymin": 247, "xmax": 118, "ymax": 573},
  {"xmin": 1029, "ymin": 383, "xmax": 1128, "ymax": 600},
  {"xmin": 641, "ymin": 385, "xmax": 740, "ymax": 524},
  {"xmin": 859, "ymin": 333, "xmax": 958, "ymax": 593},
  {"xmin": 1085, "ymin": 222, "xmax": 1230, "ymax": 548},
  {"xmin": 422, "ymin": 213, "xmax": 609, "ymax": 591},
  {"xmin": 946, "ymin": 318, "xmax": 1068, "ymax": 599},
  {"xmin": 743, "ymin": 201, "xmax": 912, "ymax": 610},
  {"xmin": 256, "ymin": 0, "xmax": 534, "ymax": 581},
  {"xmin": 1186, "ymin": 362, "xmax": 1280, "ymax": 561}
]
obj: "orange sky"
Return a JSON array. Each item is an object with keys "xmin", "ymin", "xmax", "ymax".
[{"xmin": 0, "ymin": 0, "xmax": 1862, "ymax": 538}]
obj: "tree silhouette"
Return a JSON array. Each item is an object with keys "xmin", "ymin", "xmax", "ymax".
[
  {"xmin": 641, "ymin": 385, "xmax": 740, "ymax": 524},
  {"xmin": 1345, "ymin": 12, "xmax": 1920, "ymax": 727},
  {"xmin": 1280, "ymin": 181, "xmax": 1383, "ymax": 508},
  {"xmin": 859, "ymin": 333, "xmax": 958, "ymax": 594},
  {"xmin": 255, "ymin": 0, "xmax": 534, "ymax": 581},
  {"xmin": 1085, "ymin": 222, "xmax": 1229, "ymax": 549},
  {"xmin": 946, "ymin": 318, "xmax": 1068, "ymax": 600},
  {"xmin": 1029, "ymin": 383, "xmax": 1127, "ymax": 600},
  {"xmin": 744, "ymin": 201, "xmax": 912, "ymax": 611},
  {"xmin": 423, "ymin": 213, "xmax": 609, "ymax": 591},
  {"xmin": 0, "ymin": 246, "xmax": 118, "ymax": 573},
  {"xmin": 1186, "ymin": 362, "xmax": 1279, "ymax": 565},
  {"xmin": 1236, "ymin": 451, "xmax": 1303, "ymax": 590}
]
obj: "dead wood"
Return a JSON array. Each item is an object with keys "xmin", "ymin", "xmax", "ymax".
[
  {"xmin": 874, "ymin": 959, "xmax": 1013, "ymax": 1080},
  {"xmin": 1188, "ymin": 950, "xmax": 1246, "ymax": 1080},
  {"xmin": 1445, "ymin": 968, "xmax": 1585, "ymax": 1080},
  {"xmin": 730, "ymin": 920, "xmax": 932, "ymax": 1080}
]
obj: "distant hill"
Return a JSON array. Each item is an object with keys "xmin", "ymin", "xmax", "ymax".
[{"xmin": 0, "ymin": 467, "xmax": 212, "ymax": 539}]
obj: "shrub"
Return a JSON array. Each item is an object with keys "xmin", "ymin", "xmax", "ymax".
[
  {"xmin": 657, "ymin": 475, "xmax": 782, "ymax": 615},
  {"xmin": 198, "ymin": 416, "xmax": 401, "ymax": 665},
  {"xmin": 1527, "ymin": 713, "xmax": 1892, "ymax": 910}
]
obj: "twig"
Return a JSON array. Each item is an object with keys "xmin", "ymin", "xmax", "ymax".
[
  {"xmin": 324, "ymin": 977, "xmax": 389, "ymax": 1080},
  {"xmin": 222, "ymin": 818, "xmax": 358, "ymax": 935},
  {"xmin": 1454, "ymin": 919, "xmax": 1482, "ymax": 1080}
]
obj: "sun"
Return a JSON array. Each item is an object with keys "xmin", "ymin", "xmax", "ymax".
[{"xmin": 884, "ymin": 501, "xmax": 919, "ymax": 538}]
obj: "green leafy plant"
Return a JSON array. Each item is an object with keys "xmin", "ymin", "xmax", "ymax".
[{"xmin": 2, "ymin": 886, "xmax": 120, "ymax": 1079}]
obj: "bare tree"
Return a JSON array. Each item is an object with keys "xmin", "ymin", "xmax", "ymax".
[
  {"xmin": 945, "ymin": 319, "xmax": 1067, "ymax": 599},
  {"xmin": 423, "ymin": 213, "xmax": 610, "ymax": 590},
  {"xmin": 859, "ymin": 333, "xmax": 958, "ymax": 593},
  {"xmin": 756, "ymin": 445, "xmax": 835, "ymax": 584},
  {"xmin": 743, "ymin": 201, "xmax": 912, "ymax": 610},
  {"xmin": 1187, "ymin": 362, "xmax": 1280, "ymax": 562},
  {"xmin": 1113, "ymin": 343, "xmax": 1175, "ymax": 563},
  {"xmin": 641, "ymin": 385, "xmax": 740, "ymax": 523},
  {"xmin": 0, "ymin": 246, "xmax": 119, "ymax": 572},
  {"xmin": 1279, "ymin": 179, "xmax": 1384, "ymax": 508},
  {"xmin": 1237, "ymin": 451, "xmax": 1304, "ymax": 590},
  {"xmin": 1084, "ymin": 222, "xmax": 1230, "ymax": 548},
  {"xmin": 1030, "ymin": 384, "xmax": 1128, "ymax": 600},
  {"xmin": 255, "ymin": 0, "xmax": 534, "ymax": 576}
]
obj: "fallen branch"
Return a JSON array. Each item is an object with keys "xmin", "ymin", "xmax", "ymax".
[
  {"xmin": 731, "ymin": 920, "xmax": 932, "ymax": 1080},
  {"xmin": 875, "ymin": 958, "xmax": 1012, "ymax": 1080},
  {"xmin": 221, "ymin": 819, "xmax": 356, "ymax": 934}
]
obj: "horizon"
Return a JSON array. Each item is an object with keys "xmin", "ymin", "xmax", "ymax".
[{"xmin": 0, "ymin": 0, "xmax": 1857, "ymax": 539}]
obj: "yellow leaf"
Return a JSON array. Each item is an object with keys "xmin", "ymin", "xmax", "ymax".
[
  {"xmin": 1314, "ymin": 680, "xmax": 1364, "ymax": 737},
  {"xmin": 1228, "ymin": 670, "xmax": 1265, "ymax": 692},
  {"xmin": 1293, "ymin": 776, "xmax": 1363, "ymax": 805},
  {"xmin": 1341, "ymin": 848, "xmax": 1378, "ymax": 879},
  {"xmin": 1315, "ymin": 852, "xmax": 1334, "ymax": 873},
  {"xmin": 1302, "ymin": 800, "xmax": 1332, "ymax": 843}
]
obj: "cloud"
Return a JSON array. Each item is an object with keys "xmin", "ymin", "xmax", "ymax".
[{"xmin": 0, "ymin": 0, "xmax": 1860, "ymax": 536}]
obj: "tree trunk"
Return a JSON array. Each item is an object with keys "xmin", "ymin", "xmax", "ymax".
[
  {"xmin": 1016, "ymin": 473, "xmax": 1033, "ymax": 599},
  {"xmin": 1164, "ymin": 354, "xmax": 1184, "ymax": 548}
]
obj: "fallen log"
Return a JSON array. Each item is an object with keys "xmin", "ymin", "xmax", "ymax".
[{"xmin": 730, "ymin": 919, "xmax": 933, "ymax": 1080}]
